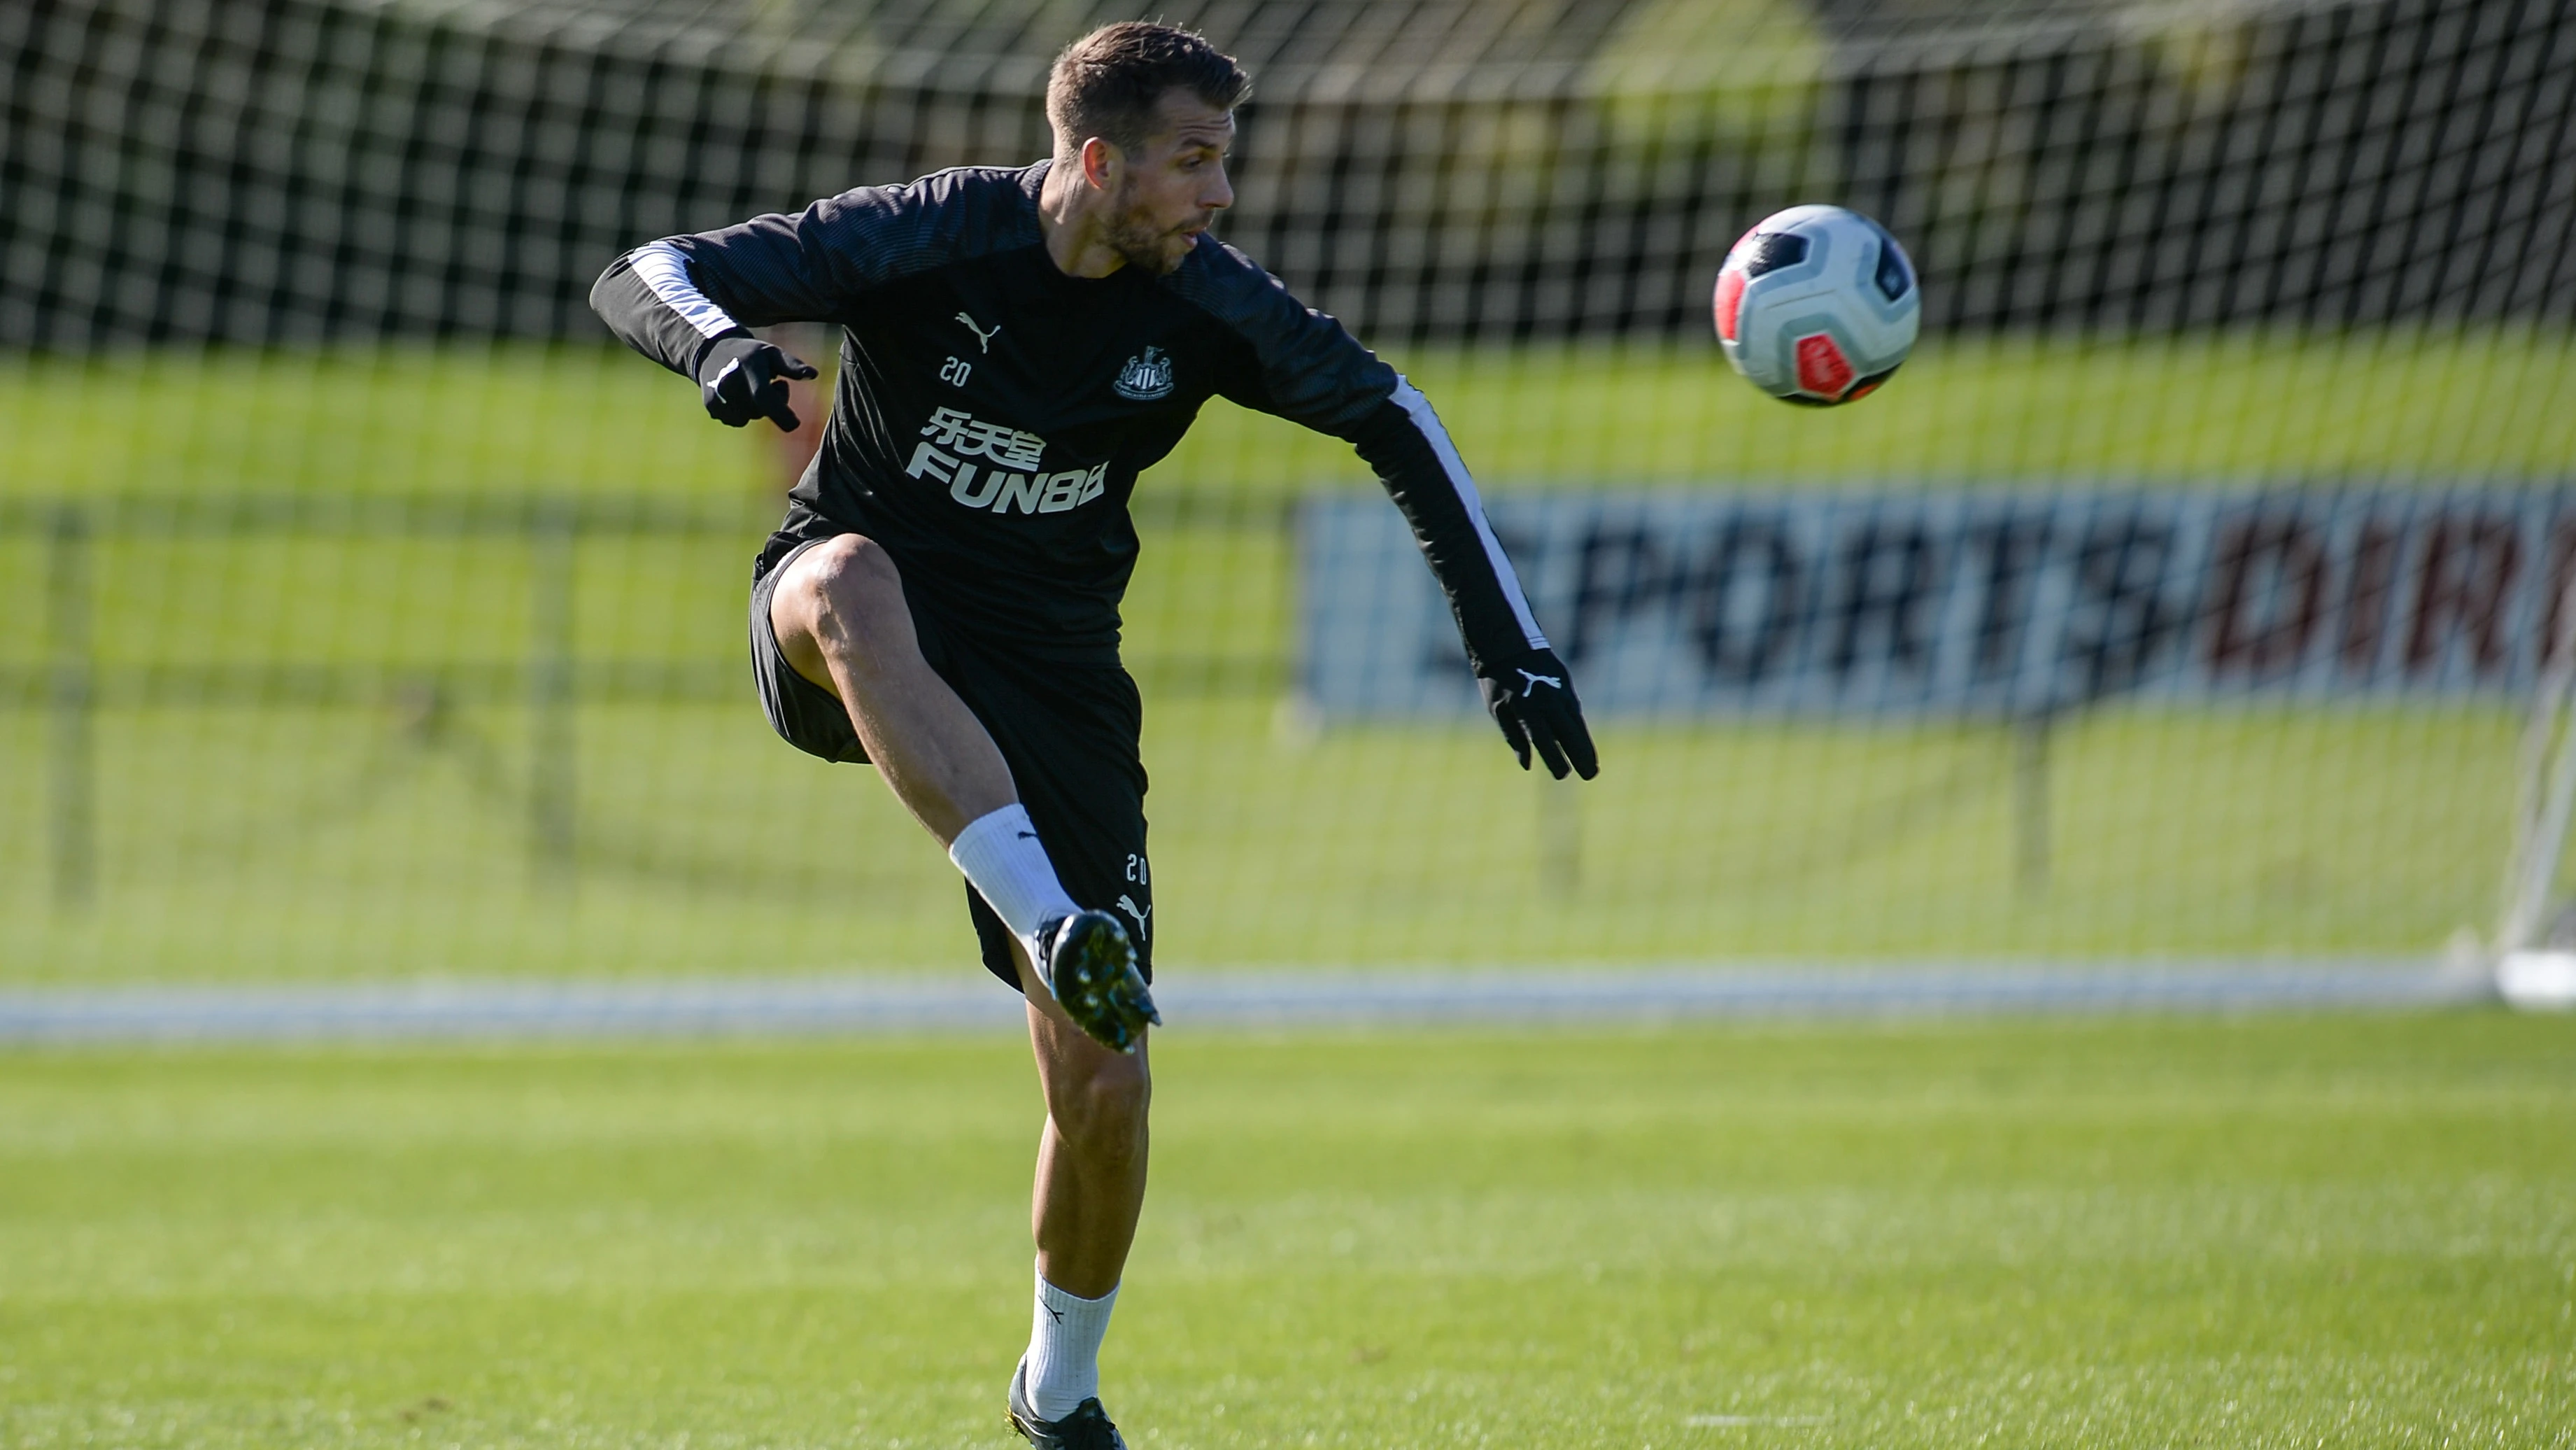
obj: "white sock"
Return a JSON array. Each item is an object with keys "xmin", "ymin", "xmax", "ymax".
[
  {"xmin": 1026, "ymin": 1267, "xmax": 1118, "ymax": 1421},
  {"xmin": 948, "ymin": 804, "xmax": 1080, "ymax": 969}
]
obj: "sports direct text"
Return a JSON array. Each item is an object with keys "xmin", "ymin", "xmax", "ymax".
[
  {"xmin": 1301, "ymin": 486, "xmax": 2576, "ymax": 717},
  {"xmin": 908, "ymin": 407, "xmax": 1107, "ymax": 515}
]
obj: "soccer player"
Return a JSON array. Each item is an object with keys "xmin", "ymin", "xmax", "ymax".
[{"xmin": 590, "ymin": 22, "xmax": 1596, "ymax": 1448}]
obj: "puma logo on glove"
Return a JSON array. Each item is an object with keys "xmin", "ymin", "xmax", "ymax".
[{"xmin": 1478, "ymin": 647, "xmax": 1599, "ymax": 781}]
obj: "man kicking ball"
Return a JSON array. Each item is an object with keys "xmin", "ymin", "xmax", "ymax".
[{"xmin": 590, "ymin": 21, "xmax": 1596, "ymax": 1447}]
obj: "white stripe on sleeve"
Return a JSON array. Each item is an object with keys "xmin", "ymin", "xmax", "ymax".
[
  {"xmin": 1389, "ymin": 376, "xmax": 1548, "ymax": 652},
  {"xmin": 629, "ymin": 241, "xmax": 743, "ymax": 339}
]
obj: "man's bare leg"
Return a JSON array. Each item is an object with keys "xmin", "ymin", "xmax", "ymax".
[
  {"xmin": 777, "ymin": 537, "xmax": 1159, "ymax": 1057},
  {"xmin": 774, "ymin": 535, "xmax": 1152, "ymax": 1275},
  {"xmin": 770, "ymin": 533, "xmax": 1149, "ymax": 1413},
  {"xmin": 1015, "ymin": 938, "xmax": 1152, "ymax": 1297},
  {"xmin": 1012, "ymin": 936, "xmax": 1149, "ymax": 1423},
  {"xmin": 768, "ymin": 532, "xmax": 1015, "ymax": 846}
]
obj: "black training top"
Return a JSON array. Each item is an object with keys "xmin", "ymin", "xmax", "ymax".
[{"xmin": 591, "ymin": 160, "xmax": 1545, "ymax": 666}]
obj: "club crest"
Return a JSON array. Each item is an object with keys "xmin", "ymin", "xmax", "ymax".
[{"xmin": 1112, "ymin": 346, "xmax": 1175, "ymax": 402}]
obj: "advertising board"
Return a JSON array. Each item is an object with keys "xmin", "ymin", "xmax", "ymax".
[{"xmin": 1298, "ymin": 486, "xmax": 2576, "ymax": 718}]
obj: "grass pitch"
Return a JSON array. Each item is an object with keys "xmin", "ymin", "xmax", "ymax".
[
  {"xmin": 1, "ymin": 1012, "xmax": 2570, "ymax": 1448},
  {"xmin": 0, "ymin": 696, "xmax": 2521, "ymax": 978},
  {"xmin": 6, "ymin": 328, "xmax": 2571, "ymax": 500},
  {"xmin": 2, "ymin": 330, "xmax": 2572, "ymax": 978}
]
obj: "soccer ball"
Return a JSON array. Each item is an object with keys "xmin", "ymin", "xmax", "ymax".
[{"xmin": 1711, "ymin": 204, "xmax": 1919, "ymax": 406}]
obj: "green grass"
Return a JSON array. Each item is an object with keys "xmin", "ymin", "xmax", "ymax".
[
  {"xmin": 0, "ymin": 700, "xmax": 2517, "ymax": 978},
  {"xmin": 7, "ymin": 328, "xmax": 2572, "ymax": 500},
  {"xmin": 2, "ymin": 1014, "xmax": 2570, "ymax": 1447},
  {"xmin": 1165, "ymin": 326, "xmax": 2576, "ymax": 490},
  {"xmin": 2, "ymin": 330, "xmax": 2573, "ymax": 978}
]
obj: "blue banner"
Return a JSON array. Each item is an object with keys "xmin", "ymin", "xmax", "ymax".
[{"xmin": 1298, "ymin": 485, "xmax": 2576, "ymax": 718}]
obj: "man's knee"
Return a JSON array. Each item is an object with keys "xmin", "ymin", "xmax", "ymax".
[
  {"xmin": 783, "ymin": 535, "xmax": 910, "ymax": 668},
  {"xmin": 798, "ymin": 534, "xmax": 903, "ymax": 616}
]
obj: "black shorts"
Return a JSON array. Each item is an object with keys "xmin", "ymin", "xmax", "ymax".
[{"xmin": 749, "ymin": 532, "xmax": 1153, "ymax": 992}]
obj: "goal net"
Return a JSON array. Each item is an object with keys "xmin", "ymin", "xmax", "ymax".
[{"xmin": 3, "ymin": 0, "xmax": 2572, "ymax": 983}]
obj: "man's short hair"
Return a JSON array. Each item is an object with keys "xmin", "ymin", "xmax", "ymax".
[{"xmin": 1047, "ymin": 22, "xmax": 1251, "ymax": 159}]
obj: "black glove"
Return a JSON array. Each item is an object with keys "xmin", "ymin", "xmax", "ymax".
[
  {"xmin": 1476, "ymin": 647, "xmax": 1599, "ymax": 780},
  {"xmin": 695, "ymin": 335, "xmax": 817, "ymax": 431}
]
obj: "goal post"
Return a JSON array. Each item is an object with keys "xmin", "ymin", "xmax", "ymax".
[{"xmin": 2496, "ymin": 575, "xmax": 2576, "ymax": 1008}]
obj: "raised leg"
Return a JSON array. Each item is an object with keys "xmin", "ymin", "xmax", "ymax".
[
  {"xmin": 773, "ymin": 533, "xmax": 1150, "ymax": 1281},
  {"xmin": 767, "ymin": 532, "xmax": 1015, "ymax": 846}
]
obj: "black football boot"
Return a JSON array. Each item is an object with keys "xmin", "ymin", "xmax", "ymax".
[
  {"xmin": 1007, "ymin": 1356, "xmax": 1130, "ymax": 1450},
  {"xmin": 1035, "ymin": 909, "xmax": 1159, "ymax": 1053}
]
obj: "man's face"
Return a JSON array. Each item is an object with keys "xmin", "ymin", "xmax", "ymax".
[{"xmin": 1098, "ymin": 90, "xmax": 1236, "ymax": 274}]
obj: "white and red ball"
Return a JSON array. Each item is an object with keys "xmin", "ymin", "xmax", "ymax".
[{"xmin": 1713, "ymin": 204, "xmax": 1919, "ymax": 406}]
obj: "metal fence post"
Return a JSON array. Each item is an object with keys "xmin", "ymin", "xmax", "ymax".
[
  {"xmin": 528, "ymin": 505, "xmax": 576, "ymax": 889},
  {"xmin": 47, "ymin": 503, "xmax": 94, "ymax": 910}
]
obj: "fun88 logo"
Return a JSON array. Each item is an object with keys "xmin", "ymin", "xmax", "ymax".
[{"xmin": 907, "ymin": 407, "xmax": 1107, "ymax": 516}]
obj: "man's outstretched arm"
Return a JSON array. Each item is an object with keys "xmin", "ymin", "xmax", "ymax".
[
  {"xmin": 1339, "ymin": 379, "xmax": 1599, "ymax": 780},
  {"xmin": 1175, "ymin": 243, "xmax": 1597, "ymax": 778}
]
